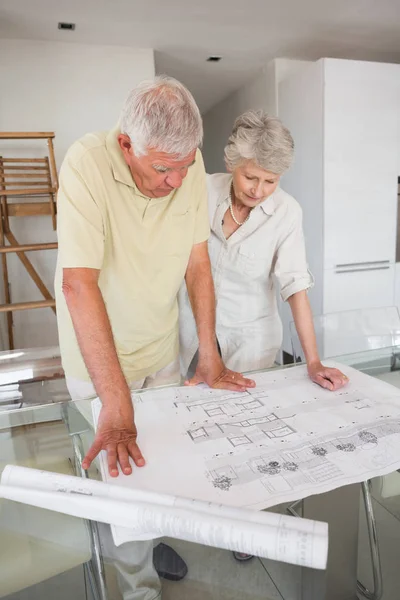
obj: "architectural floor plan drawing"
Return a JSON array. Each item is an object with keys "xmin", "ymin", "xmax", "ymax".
[
  {"xmin": 187, "ymin": 412, "xmax": 295, "ymax": 447},
  {"xmin": 92, "ymin": 362, "xmax": 400, "ymax": 510},
  {"xmin": 176, "ymin": 391, "xmax": 267, "ymax": 417},
  {"xmin": 205, "ymin": 417, "xmax": 400, "ymax": 505}
]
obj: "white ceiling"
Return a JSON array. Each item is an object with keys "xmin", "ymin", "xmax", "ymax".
[{"xmin": 1, "ymin": 0, "xmax": 400, "ymax": 113}]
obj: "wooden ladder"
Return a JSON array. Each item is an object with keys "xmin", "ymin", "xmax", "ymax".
[{"xmin": 0, "ymin": 132, "xmax": 59, "ymax": 349}]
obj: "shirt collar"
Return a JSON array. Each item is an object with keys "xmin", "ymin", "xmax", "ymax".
[
  {"xmin": 217, "ymin": 174, "xmax": 276, "ymax": 216},
  {"xmin": 260, "ymin": 194, "xmax": 276, "ymax": 216},
  {"xmin": 106, "ymin": 126, "xmax": 136, "ymax": 188}
]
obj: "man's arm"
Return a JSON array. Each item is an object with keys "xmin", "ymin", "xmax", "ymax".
[
  {"xmin": 288, "ymin": 290, "xmax": 347, "ymax": 390},
  {"xmin": 63, "ymin": 267, "xmax": 144, "ymax": 476},
  {"xmin": 184, "ymin": 241, "xmax": 255, "ymax": 390}
]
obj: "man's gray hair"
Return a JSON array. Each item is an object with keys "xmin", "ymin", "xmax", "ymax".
[
  {"xmin": 120, "ymin": 75, "xmax": 203, "ymax": 158},
  {"xmin": 224, "ymin": 110, "xmax": 294, "ymax": 175}
]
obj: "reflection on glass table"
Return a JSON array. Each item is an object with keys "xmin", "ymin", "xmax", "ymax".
[
  {"xmin": 0, "ymin": 346, "xmax": 68, "ymax": 412},
  {"xmin": 0, "ymin": 346, "xmax": 400, "ymax": 600}
]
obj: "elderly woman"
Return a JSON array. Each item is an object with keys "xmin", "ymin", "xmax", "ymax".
[{"xmin": 180, "ymin": 110, "xmax": 348, "ymax": 391}]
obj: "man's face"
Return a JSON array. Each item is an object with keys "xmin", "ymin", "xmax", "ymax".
[{"xmin": 118, "ymin": 134, "xmax": 196, "ymax": 198}]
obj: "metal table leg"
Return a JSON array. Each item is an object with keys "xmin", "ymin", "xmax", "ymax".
[
  {"xmin": 299, "ymin": 484, "xmax": 361, "ymax": 600},
  {"xmin": 357, "ymin": 481, "xmax": 383, "ymax": 600},
  {"xmin": 71, "ymin": 432, "xmax": 109, "ymax": 600}
]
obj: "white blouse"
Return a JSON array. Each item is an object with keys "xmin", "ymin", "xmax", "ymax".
[{"xmin": 179, "ymin": 173, "xmax": 314, "ymax": 375}]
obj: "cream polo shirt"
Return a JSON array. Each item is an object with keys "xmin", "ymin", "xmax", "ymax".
[
  {"xmin": 179, "ymin": 173, "xmax": 314, "ymax": 375},
  {"xmin": 55, "ymin": 128, "xmax": 210, "ymax": 383}
]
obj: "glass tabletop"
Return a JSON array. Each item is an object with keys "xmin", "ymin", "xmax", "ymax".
[{"xmin": 1, "ymin": 347, "xmax": 400, "ymax": 600}]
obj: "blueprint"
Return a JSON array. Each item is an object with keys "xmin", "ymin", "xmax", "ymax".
[
  {"xmin": 0, "ymin": 465, "xmax": 328, "ymax": 568},
  {"xmin": 92, "ymin": 362, "xmax": 400, "ymax": 511}
]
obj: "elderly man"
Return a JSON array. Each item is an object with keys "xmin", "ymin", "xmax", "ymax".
[{"xmin": 55, "ymin": 76, "xmax": 254, "ymax": 599}]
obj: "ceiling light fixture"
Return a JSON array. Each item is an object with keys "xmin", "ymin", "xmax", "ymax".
[{"xmin": 58, "ymin": 22, "xmax": 76, "ymax": 31}]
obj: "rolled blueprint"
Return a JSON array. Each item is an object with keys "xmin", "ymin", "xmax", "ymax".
[{"xmin": 0, "ymin": 465, "xmax": 328, "ymax": 569}]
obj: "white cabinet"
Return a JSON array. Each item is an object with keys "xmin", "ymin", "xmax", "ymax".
[
  {"xmin": 323, "ymin": 60, "xmax": 399, "ymax": 269},
  {"xmin": 323, "ymin": 265, "xmax": 395, "ymax": 314},
  {"xmin": 278, "ymin": 58, "xmax": 400, "ymax": 355},
  {"xmin": 324, "ymin": 181, "xmax": 396, "ymax": 268}
]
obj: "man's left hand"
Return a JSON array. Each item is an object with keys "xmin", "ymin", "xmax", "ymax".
[
  {"xmin": 185, "ymin": 354, "xmax": 255, "ymax": 391},
  {"xmin": 308, "ymin": 361, "xmax": 348, "ymax": 391}
]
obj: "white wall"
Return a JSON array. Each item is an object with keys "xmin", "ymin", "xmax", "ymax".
[
  {"xmin": 202, "ymin": 65, "xmax": 273, "ymax": 173},
  {"xmin": 0, "ymin": 38, "xmax": 155, "ymax": 350},
  {"xmin": 274, "ymin": 59, "xmax": 311, "ymax": 103},
  {"xmin": 202, "ymin": 59, "xmax": 310, "ymax": 173}
]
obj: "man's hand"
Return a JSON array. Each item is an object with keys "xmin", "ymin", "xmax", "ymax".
[
  {"xmin": 308, "ymin": 361, "xmax": 349, "ymax": 391},
  {"xmin": 82, "ymin": 403, "xmax": 145, "ymax": 477},
  {"xmin": 185, "ymin": 353, "xmax": 256, "ymax": 391}
]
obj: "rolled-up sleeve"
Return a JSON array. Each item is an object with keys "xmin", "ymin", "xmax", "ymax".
[
  {"xmin": 57, "ymin": 152, "xmax": 105, "ymax": 270},
  {"xmin": 274, "ymin": 205, "xmax": 314, "ymax": 302}
]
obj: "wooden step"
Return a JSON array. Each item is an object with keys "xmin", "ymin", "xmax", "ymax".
[
  {"xmin": 1, "ymin": 189, "xmax": 55, "ymax": 197},
  {"xmin": 0, "ymin": 243, "xmax": 58, "ymax": 253},
  {"xmin": 5, "ymin": 202, "xmax": 54, "ymax": 217},
  {"xmin": 0, "ymin": 299, "xmax": 56, "ymax": 313},
  {"xmin": 0, "ymin": 132, "xmax": 55, "ymax": 140}
]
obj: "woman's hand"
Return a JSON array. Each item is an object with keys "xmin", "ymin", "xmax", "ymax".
[{"xmin": 308, "ymin": 361, "xmax": 348, "ymax": 391}]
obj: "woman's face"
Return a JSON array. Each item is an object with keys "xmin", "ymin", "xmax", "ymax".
[{"xmin": 231, "ymin": 161, "xmax": 280, "ymax": 208}]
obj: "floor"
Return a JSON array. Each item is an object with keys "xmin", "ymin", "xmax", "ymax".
[{"xmin": 5, "ymin": 486, "xmax": 400, "ymax": 600}]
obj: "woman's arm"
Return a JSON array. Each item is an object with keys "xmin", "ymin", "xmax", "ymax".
[{"xmin": 288, "ymin": 290, "xmax": 348, "ymax": 390}]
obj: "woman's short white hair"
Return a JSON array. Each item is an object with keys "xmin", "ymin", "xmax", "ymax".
[
  {"xmin": 224, "ymin": 110, "xmax": 294, "ymax": 175},
  {"xmin": 120, "ymin": 75, "xmax": 203, "ymax": 158}
]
